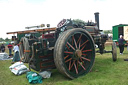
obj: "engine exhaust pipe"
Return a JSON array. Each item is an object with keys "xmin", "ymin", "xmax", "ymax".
[{"xmin": 94, "ymin": 12, "xmax": 100, "ymax": 30}]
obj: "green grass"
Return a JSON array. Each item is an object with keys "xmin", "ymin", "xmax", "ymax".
[{"xmin": 0, "ymin": 46, "xmax": 128, "ymax": 85}]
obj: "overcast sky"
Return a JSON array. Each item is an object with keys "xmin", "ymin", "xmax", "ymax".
[{"xmin": 0, "ymin": 0, "xmax": 128, "ymax": 39}]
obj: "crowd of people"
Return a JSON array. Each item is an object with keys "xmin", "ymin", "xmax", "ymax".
[
  {"xmin": 0, "ymin": 43, "xmax": 20, "ymax": 64},
  {"xmin": 0, "ymin": 43, "xmax": 12, "ymax": 54}
]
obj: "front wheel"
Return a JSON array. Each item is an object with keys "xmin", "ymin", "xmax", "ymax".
[
  {"xmin": 112, "ymin": 42, "xmax": 117, "ymax": 61},
  {"xmin": 54, "ymin": 28, "xmax": 95, "ymax": 79}
]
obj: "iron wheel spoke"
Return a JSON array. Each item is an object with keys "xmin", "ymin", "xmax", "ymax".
[
  {"xmin": 67, "ymin": 42, "xmax": 75, "ymax": 50},
  {"xmin": 66, "ymin": 44, "xmax": 70, "ymax": 51},
  {"xmin": 82, "ymin": 49, "xmax": 92, "ymax": 52},
  {"xmin": 69, "ymin": 60, "xmax": 71, "ymax": 71},
  {"xmin": 65, "ymin": 58, "xmax": 72, "ymax": 63},
  {"xmin": 79, "ymin": 40, "xmax": 81, "ymax": 49},
  {"xmin": 78, "ymin": 61, "xmax": 86, "ymax": 70},
  {"xmin": 81, "ymin": 57, "xmax": 91, "ymax": 62},
  {"xmin": 69, "ymin": 60, "xmax": 76, "ymax": 71},
  {"xmin": 80, "ymin": 40, "xmax": 89, "ymax": 47},
  {"xmin": 80, "ymin": 57, "xmax": 85, "ymax": 66},
  {"xmin": 81, "ymin": 45, "xmax": 86, "ymax": 51},
  {"xmin": 64, "ymin": 55, "xmax": 69, "ymax": 59},
  {"xmin": 73, "ymin": 36, "xmax": 77, "ymax": 49},
  {"xmin": 74, "ymin": 62, "xmax": 78, "ymax": 74},
  {"xmin": 77, "ymin": 34, "xmax": 82, "ymax": 44},
  {"xmin": 64, "ymin": 51, "xmax": 73, "ymax": 54}
]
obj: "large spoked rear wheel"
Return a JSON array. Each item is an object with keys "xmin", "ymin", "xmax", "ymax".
[
  {"xmin": 19, "ymin": 37, "xmax": 30, "ymax": 63},
  {"xmin": 112, "ymin": 42, "xmax": 117, "ymax": 61},
  {"xmin": 54, "ymin": 28, "xmax": 95, "ymax": 79}
]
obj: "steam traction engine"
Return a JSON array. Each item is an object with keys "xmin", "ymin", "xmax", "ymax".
[{"xmin": 7, "ymin": 12, "xmax": 117, "ymax": 79}]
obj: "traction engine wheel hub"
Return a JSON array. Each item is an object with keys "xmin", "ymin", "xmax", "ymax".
[{"xmin": 75, "ymin": 49, "xmax": 82, "ymax": 58}]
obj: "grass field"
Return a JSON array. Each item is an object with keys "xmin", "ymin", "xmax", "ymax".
[{"xmin": 0, "ymin": 45, "xmax": 128, "ymax": 85}]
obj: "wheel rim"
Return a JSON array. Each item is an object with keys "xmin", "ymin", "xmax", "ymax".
[
  {"xmin": 112, "ymin": 42, "xmax": 117, "ymax": 61},
  {"xmin": 19, "ymin": 37, "xmax": 30, "ymax": 62},
  {"xmin": 62, "ymin": 31, "xmax": 95, "ymax": 77}
]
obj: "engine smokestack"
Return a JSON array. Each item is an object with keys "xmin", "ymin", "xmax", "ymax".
[{"xmin": 94, "ymin": 12, "xmax": 99, "ymax": 30}]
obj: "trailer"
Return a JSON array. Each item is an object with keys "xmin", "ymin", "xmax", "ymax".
[{"xmin": 112, "ymin": 24, "xmax": 128, "ymax": 45}]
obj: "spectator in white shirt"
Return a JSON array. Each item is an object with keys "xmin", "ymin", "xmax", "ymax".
[{"xmin": 11, "ymin": 43, "xmax": 20, "ymax": 64}]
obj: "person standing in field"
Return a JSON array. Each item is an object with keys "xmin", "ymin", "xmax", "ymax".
[
  {"xmin": 118, "ymin": 35, "xmax": 125, "ymax": 54},
  {"xmin": 11, "ymin": 43, "xmax": 20, "ymax": 64},
  {"xmin": 1, "ymin": 44, "xmax": 5, "ymax": 53},
  {"xmin": 8, "ymin": 43, "xmax": 13, "ymax": 56}
]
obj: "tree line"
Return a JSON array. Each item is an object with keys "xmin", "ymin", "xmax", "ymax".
[
  {"xmin": 103, "ymin": 30, "xmax": 112, "ymax": 34},
  {"xmin": 0, "ymin": 38, "xmax": 11, "ymax": 42}
]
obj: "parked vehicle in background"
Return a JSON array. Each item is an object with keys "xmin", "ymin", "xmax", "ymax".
[{"xmin": 112, "ymin": 24, "xmax": 128, "ymax": 45}]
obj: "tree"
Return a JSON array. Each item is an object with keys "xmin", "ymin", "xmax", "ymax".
[
  {"xmin": 5, "ymin": 38, "xmax": 11, "ymax": 42},
  {"xmin": 0, "ymin": 37, "xmax": 11, "ymax": 42},
  {"xmin": 103, "ymin": 30, "xmax": 112, "ymax": 34},
  {"xmin": 0, "ymin": 38, "xmax": 4, "ymax": 42}
]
